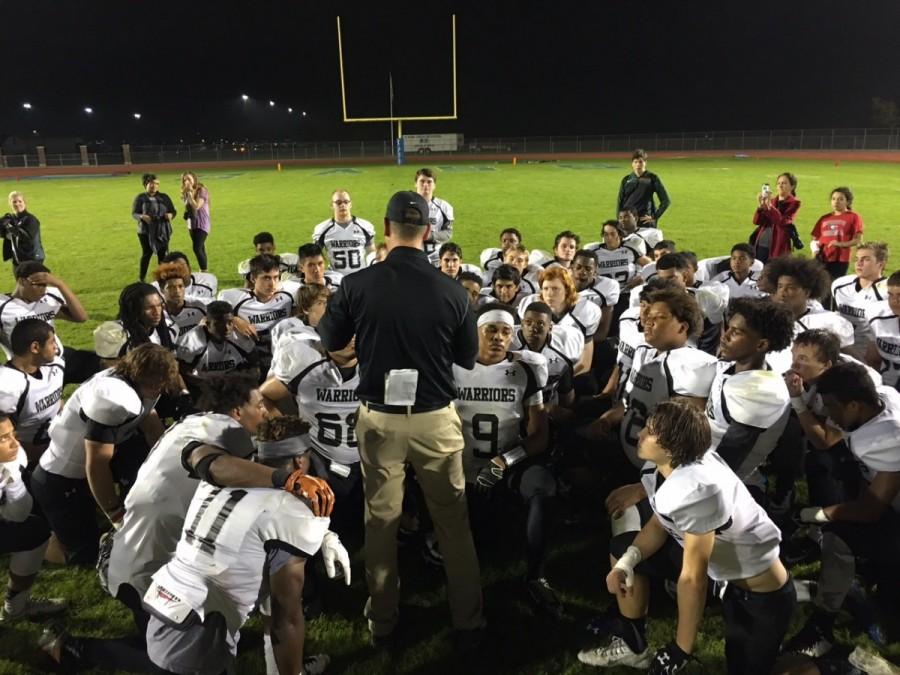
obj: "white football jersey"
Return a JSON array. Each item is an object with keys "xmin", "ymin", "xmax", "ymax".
[
  {"xmin": 846, "ymin": 386, "xmax": 900, "ymax": 512},
  {"xmin": 479, "ymin": 248, "xmax": 506, "ymax": 275},
  {"xmin": 217, "ymin": 288, "xmax": 250, "ymax": 307},
  {"xmin": 639, "ymin": 262, "xmax": 657, "ymax": 283},
  {"xmin": 578, "ymin": 276, "xmax": 621, "ymax": 310},
  {"xmin": 232, "ymin": 291, "xmax": 294, "ymax": 357},
  {"xmin": 0, "ymin": 289, "xmax": 66, "ymax": 348},
  {"xmin": 517, "ymin": 294, "xmax": 602, "ymax": 340},
  {"xmin": 697, "ymin": 256, "xmax": 764, "ymax": 282},
  {"xmin": 642, "ymin": 450, "xmax": 782, "ymax": 581},
  {"xmin": 632, "ymin": 227, "xmax": 664, "ymax": 250},
  {"xmin": 711, "ymin": 271, "xmax": 763, "ymax": 299},
  {"xmin": 616, "ymin": 306, "xmax": 646, "ymax": 399},
  {"xmin": 866, "ymin": 302, "xmax": 900, "ymax": 387},
  {"xmin": 313, "ymin": 217, "xmax": 376, "ymax": 276},
  {"xmin": 108, "ymin": 414, "xmax": 255, "ymax": 598},
  {"xmin": 705, "ymin": 362, "xmax": 790, "ymax": 484},
  {"xmin": 0, "ymin": 359, "xmax": 65, "ymax": 448},
  {"xmin": 587, "ymin": 243, "xmax": 640, "ymax": 289},
  {"xmin": 40, "ymin": 370, "xmax": 158, "ymax": 479},
  {"xmin": 185, "ymin": 272, "xmax": 218, "ymax": 302},
  {"xmin": 176, "ymin": 326, "xmax": 256, "ymax": 376},
  {"xmin": 453, "ymin": 356, "xmax": 546, "ymax": 482},
  {"xmin": 166, "ymin": 300, "xmax": 207, "ymax": 340},
  {"xmin": 148, "ymin": 483, "xmax": 329, "ymax": 635},
  {"xmin": 623, "ymin": 233, "xmax": 648, "ymax": 258},
  {"xmin": 280, "ymin": 270, "xmax": 343, "ymax": 299},
  {"xmin": 832, "ymin": 275, "xmax": 886, "ymax": 351},
  {"xmin": 423, "ymin": 197, "xmax": 454, "ymax": 264},
  {"xmin": 620, "ymin": 346, "xmax": 717, "ymax": 466},
  {"xmin": 511, "ymin": 324, "xmax": 583, "ymax": 402},
  {"xmin": 271, "ymin": 338, "xmax": 361, "ymax": 466}
]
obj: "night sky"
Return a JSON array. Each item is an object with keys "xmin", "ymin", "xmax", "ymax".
[{"xmin": 6, "ymin": 0, "xmax": 900, "ymax": 146}]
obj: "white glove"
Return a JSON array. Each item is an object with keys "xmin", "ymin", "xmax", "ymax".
[
  {"xmin": 321, "ymin": 531, "xmax": 351, "ymax": 586},
  {"xmin": 800, "ymin": 507, "xmax": 829, "ymax": 524}
]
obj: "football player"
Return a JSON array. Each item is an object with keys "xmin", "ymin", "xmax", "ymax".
[
  {"xmin": 143, "ymin": 416, "xmax": 347, "ymax": 675},
  {"xmin": 116, "ymin": 282, "xmax": 178, "ymax": 353},
  {"xmin": 477, "ymin": 264, "xmax": 529, "ymax": 308},
  {"xmin": 0, "ymin": 319, "xmax": 64, "ymax": 465},
  {"xmin": 176, "ymin": 300, "xmax": 258, "ymax": 379},
  {"xmin": 586, "ymin": 221, "xmax": 643, "ymax": 291},
  {"xmin": 531, "ymin": 230, "xmax": 581, "ymax": 270},
  {"xmin": 161, "ymin": 251, "xmax": 218, "ymax": 302},
  {"xmin": 710, "ymin": 243, "xmax": 763, "ymax": 299},
  {"xmin": 865, "ymin": 269, "xmax": 900, "ymax": 387},
  {"xmin": 281, "ymin": 243, "xmax": 344, "ymax": 298},
  {"xmin": 480, "ymin": 227, "xmax": 523, "ymax": 276},
  {"xmin": 313, "ymin": 189, "xmax": 376, "ymax": 277},
  {"xmin": 832, "ymin": 242, "xmax": 888, "ymax": 359},
  {"xmin": 29, "ymin": 344, "xmax": 177, "ymax": 564},
  {"xmin": 458, "ymin": 271, "xmax": 484, "ymax": 309},
  {"xmin": 236, "ymin": 232, "xmax": 299, "ymax": 279},
  {"xmin": 415, "ymin": 168, "xmax": 454, "ymax": 265},
  {"xmin": 571, "ymin": 249, "xmax": 620, "ymax": 341},
  {"xmin": 0, "ymin": 414, "xmax": 65, "ymax": 623},
  {"xmin": 578, "ymin": 400, "xmax": 793, "ymax": 675},
  {"xmin": 438, "ymin": 242, "xmax": 483, "ymax": 280},
  {"xmin": 619, "ymin": 206, "xmax": 663, "ymax": 253},
  {"xmin": 453, "ymin": 304, "xmax": 561, "ymax": 616},
  {"xmin": 783, "ymin": 363, "xmax": 900, "ymax": 659},
  {"xmin": 153, "ymin": 260, "xmax": 207, "ymax": 339}
]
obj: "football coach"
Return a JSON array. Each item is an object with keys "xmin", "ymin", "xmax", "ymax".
[{"xmin": 318, "ymin": 190, "xmax": 484, "ymax": 647}]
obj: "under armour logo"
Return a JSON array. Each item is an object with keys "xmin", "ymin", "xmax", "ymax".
[{"xmin": 505, "ymin": 368, "xmax": 516, "ymax": 376}]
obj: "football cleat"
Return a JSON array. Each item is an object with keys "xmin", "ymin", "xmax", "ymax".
[
  {"xmin": 578, "ymin": 636, "xmax": 652, "ymax": 668},
  {"xmin": 782, "ymin": 620, "xmax": 834, "ymax": 658},
  {"xmin": 0, "ymin": 596, "xmax": 66, "ymax": 623},
  {"xmin": 303, "ymin": 653, "xmax": 331, "ymax": 675},
  {"xmin": 847, "ymin": 646, "xmax": 900, "ymax": 675},
  {"xmin": 525, "ymin": 577, "xmax": 565, "ymax": 619}
]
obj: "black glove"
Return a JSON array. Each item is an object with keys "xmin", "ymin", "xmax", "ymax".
[
  {"xmin": 475, "ymin": 462, "xmax": 504, "ymax": 495},
  {"xmin": 649, "ymin": 642, "xmax": 690, "ymax": 675}
]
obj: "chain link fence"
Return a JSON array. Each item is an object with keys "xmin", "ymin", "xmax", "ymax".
[{"xmin": 3, "ymin": 128, "xmax": 900, "ymax": 168}]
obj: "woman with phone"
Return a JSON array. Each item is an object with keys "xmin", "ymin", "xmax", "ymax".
[
  {"xmin": 750, "ymin": 172, "xmax": 801, "ymax": 263},
  {"xmin": 181, "ymin": 171, "xmax": 211, "ymax": 273}
]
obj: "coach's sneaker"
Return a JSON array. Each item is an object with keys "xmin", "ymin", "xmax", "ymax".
[
  {"xmin": 0, "ymin": 595, "xmax": 66, "ymax": 622},
  {"xmin": 578, "ymin": 636, "xmax": 652, "ymax": 668},
  {"xmin": 525, "ymin": 577, "xmax": 564, "ymax": 619},
  {"xmin": 303, "ymin": 653, "xmax": 331, "ymax": 675},
  {"xmin": 38, "ymin": 623, "xmax": 86, "ymax": 668},
  {"xmin": 422, "ymin": 532, "xmax": 444, "ymax": 568},
  {"xmin": 782, "ymin": 620, "xmax": 834, "ymax": 658},
  {"xmin": 848, "ymin": 646, "xmax": 900, "ymax": 675}
]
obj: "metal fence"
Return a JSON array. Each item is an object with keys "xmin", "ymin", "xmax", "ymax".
[{"xmin": 4, "ymin": 128, "xmax": 900, "ymax": 168}]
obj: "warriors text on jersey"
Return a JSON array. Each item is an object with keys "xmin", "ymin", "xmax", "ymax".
[
  {"xmin": 0, "ymin": 359, "xmax": 65, "ymax": 447},
  {"xmin": 0, "ymin": 288, "xmax": 66, "ymax": 347},
  {"xmin": 866, "ymin": 302, "xmax": 900, "ymax": 387},
  {"xmin": 231, "ymin": 291, "xmax": 294, "ymax": 356},
  {"xmin": 452, "ymin": 355, "xmax": 546, "ymax": 482},
  {"xmin": 270, "ymin": 336, "xmax": 360, "ymax": 466},
  {"xmin": 176, "ymin": 326, "xmax": 256, "ymax": 376},
  {"xmin": 313, "ymin": 217, "xmax": 375, "ymax": 276},
  {"xmin": 586, "ymin": 243, "xmax": 640, "ymax": 288}
]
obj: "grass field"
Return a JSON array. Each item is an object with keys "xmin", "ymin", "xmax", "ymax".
[{"xmin": 1, "ymin": 157, "xmax": 899, "ymax": 674}]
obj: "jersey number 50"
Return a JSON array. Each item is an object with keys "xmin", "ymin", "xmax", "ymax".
[{"xmin": 331, "ymin": 250, "xmax": 362, "ymax": 270}]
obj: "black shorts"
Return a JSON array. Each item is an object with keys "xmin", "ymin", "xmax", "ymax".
[
  {"xmin": 0, "ymin": 511, "xmax": 50, "ymax": 554},
  {"xmin": 722, "ymin": 579, "xmax": 796, "ymax": 675},
  {"xmin": 29, "ymin": 466, "xmax": 99, "ymax": 565}
]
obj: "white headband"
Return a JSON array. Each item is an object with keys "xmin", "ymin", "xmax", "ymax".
[
  {"xmin": 477, "ymin": 309, "xmax": 516, "ymax": 328},
  {"xmin": 256, "ymin": 434, "xmax": 311, "ymax": 460}
]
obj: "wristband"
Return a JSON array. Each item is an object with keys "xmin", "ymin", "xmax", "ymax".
[
  {"xmin": 613, "ymin": 545, "xmax": 642, "ymax": 575},
  {"xmin": 271, "ymin": 468, "xmax": 291, "ymax": 489},
  {"xmin": 501, "ymin": 446, "xmax": 527, "ymax": 468},
  {"xmin": 790, "ymin": 396, "xmax": 808, "ymax": 414},
  {"xmin": 107, "ymin": 506, "xmax": 126, "ymax": 530}
]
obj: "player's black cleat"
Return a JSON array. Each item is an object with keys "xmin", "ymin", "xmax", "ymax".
[
  {"xmin": 782, "ymin": 619, "xmax": 834, "ymax": 658},
  {"xmin": 525, "ymin": 577, "xmax": 565, "ymax": 619}
]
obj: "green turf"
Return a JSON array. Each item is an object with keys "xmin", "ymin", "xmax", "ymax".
[{"xmin": 1, "ymin": 157, "xmax": 899, "ymax": 674}]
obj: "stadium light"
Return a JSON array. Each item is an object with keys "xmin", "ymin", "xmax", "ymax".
[
  {"xmin": 288, "ymin": 107, "xmax": 293, "ymax": 113},
  {"xmin": 269, "ymin": 100, "xmax": 275, "ymax": 107},
  {"xmin": 302, "ymin": 111, "xmax": 307, "ymax": 117},
  {"xmin": 241, "ymin": 94, "xmax": 249, "ymax": 101},
  {"xmin": 22, "ymin": 102, "xmax": 32, "ymax": 110},
  {"xmin": 84, "ymin": 106, "xmax": 93, "ymax": 114},
  {"xmin": 133, "ymin": 113, "xmax": 142, "ymax": 120}
]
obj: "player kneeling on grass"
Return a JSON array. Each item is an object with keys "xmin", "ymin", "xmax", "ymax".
[
  {"xmin": 143, "ymin": 416, "xmax": 349, "ymax": 675},
  {"xmin": 578, "ymin": 399, "xmax": 794, "ymax": 675},
  {"xmin": 0, "ymin": 413, "xmax": 65, "ymax": 623},
  {"xmin": 452, "ymin": 304, "xmax": 563, "ymax": 617}
]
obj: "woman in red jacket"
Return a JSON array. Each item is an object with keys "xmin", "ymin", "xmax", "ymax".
[
  {"xmin": 751, "ymin": 172, "xmax": 801, "ymax": 263},
  {"xmin": 811, "ymin": 186, "xmax": 864, "ymax": 282}
]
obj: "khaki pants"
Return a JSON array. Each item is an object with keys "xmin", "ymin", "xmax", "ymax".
[{"xmin": 357, "ymin": 403, "xmax": 483, "ymax": 636}]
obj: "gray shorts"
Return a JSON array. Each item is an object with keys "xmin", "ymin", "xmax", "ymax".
[{"xmin": 146, "ymin": 610, "xmax": 235, "ymax": 675}]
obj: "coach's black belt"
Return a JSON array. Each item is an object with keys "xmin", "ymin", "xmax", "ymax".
[{"xmin": 362, "ymin": 401, "xmax": 449, "ymax": 415}]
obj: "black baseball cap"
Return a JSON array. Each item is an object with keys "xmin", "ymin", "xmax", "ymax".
[{"xmin": 385, "ymin": 191, "xmax": 429, "ymax": 226}]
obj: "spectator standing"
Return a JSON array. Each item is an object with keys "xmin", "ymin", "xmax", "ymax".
[
  {"xmin": 616, "ymin": 149, "xmax": 670, "ymax": 227},
  {"xmin": 751, "ymin": 172, "xmax": 802, "ymax": 263},
  {"xmin": 318, "ymin": 190, "xmax": 484, "ymax": 648},
  {"xmin": 131, "ymin": 174, "xmax": 175, "ymax": 282},
  {"xmin": 3, "ymin": 191, "xmax": 45, "ymax": 272},
  {"xmin": 812, "ymin": 187, "xmax": 864, "ymax": 282},
  {"xmin": 181, "ymin": 172, "xmax": 210, "ymax": 273}
]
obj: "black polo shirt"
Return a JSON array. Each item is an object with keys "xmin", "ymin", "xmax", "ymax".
[{"xmin": 318, "ymin": 246, "xmax": 477, "ymax": 407}]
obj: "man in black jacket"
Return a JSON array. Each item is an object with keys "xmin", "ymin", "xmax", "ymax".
[
  {"xmin": 3, "ymin": 191, "xmax": 44, "ymax": 273},
  {"xmin": 616, "ymin": 149, "xmax": 671, "ymax": 227}
]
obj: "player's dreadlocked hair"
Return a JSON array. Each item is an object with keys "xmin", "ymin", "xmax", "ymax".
[
  {"xmin": 257, "ymin": 415, "xmax": 311, "ymax": 443},
  {"xmin": 727, "ymin": 296, "xmax": 794, "ymax": 353},
  {"xmin": 646, "ymin": 399, "xmax": 712, "ymax": 468},
  {"xmin": 760, "ymin": 256, "xmax": 831, "ymax": 299},
  {"xmin": 117, "ymin": 282, "xmax": 174, "ymax": 351}
]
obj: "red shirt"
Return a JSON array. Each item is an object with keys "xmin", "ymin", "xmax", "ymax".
[{"xmin": 811, "ymin": 211, "xmax": 864, "ymax": 263}]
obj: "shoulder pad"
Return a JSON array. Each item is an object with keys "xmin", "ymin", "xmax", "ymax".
[
  {"xmin": 595, "ymin": 276, "xmax": 621, "ymax": 306},
  {"xmin": 723, "ymin": 370, "xmax": 790, "ymax": 428},
  {"xmin": 218, "ymin": 288, "xmax": 250, "ymax": 306},
  {"xmin": 182, "ymin": 413, "xmax": 255, "ymax": 458},
  {"xmin": 574, "ymin": 297, "xmax": 603, "ymax": 333},
  {"xmin": 176, "ymin": 326, "xmax": 206, "ymax": 356},
  {"xmin": 640, "ymin": 262, "xmax": 657, "ymax": 280},
  {"xmin": 82, "ymin": 377, "xmax": 143, "ymax": 425},
  {"xmin": 667, "ymin": 349, "xmax": 717, "ymax": 397},
  {"xmin": 271, "ymin": 337, "xmax": 334, "ymax": 385},
  {"xmin": 694, "ymin": 283, "xmax": 729, "ymax": 322},
  {"xmin": 479, "ymin": 248, "xmax": 501, "ymax": 268},
  {"xmin": 656, "ymin": 469, "xmax": 730, "ymax": 534},
  {"xmin": 528, "ymin": 249, "xmax": 553, "ymax": 267},
  {"xmin": 258, "ymin": 493, "xmax": 331, "ymax": 557},
  {"xmin": 516, "ymin": 293, "xmax": 540, "ymax": 318},
  {"xmin": 550, "ymin": 324, "xmax": 584, "ymax": 361},
  {"xmin": 509, "ymin": 350, "xmax": 549, "ymax": 389},
  {"xmin": 697, "ymin": 256, "xmax": 728, "ymax": 282},
  {"xmin": 236, "ymin": 259, "xmax": 251, "ymax": 276}
]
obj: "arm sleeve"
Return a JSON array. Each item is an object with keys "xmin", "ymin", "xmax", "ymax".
[
  {"xmin": 84, "ymin": 418, "xmax": 119, "ymax": 444},
  {"xmin": 316, "ymin": 286, "xmax": 356, "ymax": 352},
  {"xmin": 452, "ymin": 306, "xmax": 479, "ymax": 369},
  {"xmin": 652, "ymin": 175, "xmax": 671, "ymax": 221},
  {"xmin": 556, "ymin": 364, "xmax": 574, "ymax": 397}
]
